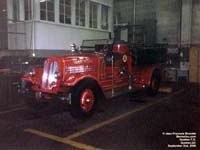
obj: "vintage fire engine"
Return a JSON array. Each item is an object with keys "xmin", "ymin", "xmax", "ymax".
[{"xmin": 21, "ymin": 41, "xmax": 161, "ymax": 118}]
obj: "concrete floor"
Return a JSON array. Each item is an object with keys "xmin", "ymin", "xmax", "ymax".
[{"xmin": 0, "ymin": 82, "xmax": 199, "ymax": 150}]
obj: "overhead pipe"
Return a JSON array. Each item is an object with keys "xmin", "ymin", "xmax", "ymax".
[
  {"xmin": 31, "ymin": 0, "xmax": 36, "ymax": 57},
  {"xmin": 189, "ymin": 0, "xmax": 193, "ymax": 47},
  {"xmin": 133, "ymin": 0, "xmax": 136, "ymax": 25},
  {"xmin": 133, "ymin": 0, "xmax": 136, "ymax": 44},
  {"xmin": 179, "ymin": 0, "xmax": 182, "ymax": 49}
]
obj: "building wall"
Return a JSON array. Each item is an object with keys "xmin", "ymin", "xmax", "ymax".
[
  {"xmin": 114, "ymin": 0, "xmax": 134, "ymax": 24},
  {"xmin": 114, "ymin": 0, "xmax": 200, "ymax": 46},
  {"xmin": 34, "ymin": 21, "xmax": 110, "ymax": 50},
  {"xmin": 6, "ymin": 0, "xmax": 113, "ymax": 56},
  {"xmin": 0, "ymin": 0, "xmax": 8, "ymax": 49},
  {"xmin": 91, "ymin": 0, "xmax": 113, "ymax": 6},
  {"xmin": 155, "ymin": 0, "xmax": 181, "ymax": 46},
  {"xmin": 135, "ymin": 0, "xmax": 156, "ymax": 24},
  {"xmin": 135, "ymin": 0, "xmax": 157, "ymax": 44},
  {"xmin": 181, "ymin": 0, "xmax": 192, "ymax": 47},
  {"xmin": 7, "ymin": 22, "xmax": 26, "ymax": 50},
  {"xmin": 114, "ymin": 0, "xmax": 157, "ymax": 44},
  {"xmin": 192, "ymin": 0, "xmax": 200, "ymax": 45}
]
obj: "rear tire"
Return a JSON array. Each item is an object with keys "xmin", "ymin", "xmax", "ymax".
[
  {"xmin": 70, "ymin": 79, "xmax": 98, "ymax": 119},
  {"xmin": 147, "ymin": 71, "xmax": 160, "ymax": 96}
]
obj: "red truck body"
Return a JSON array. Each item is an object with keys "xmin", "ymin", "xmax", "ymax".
[{"xmin": 21, "ymin": 43, "xmax": 161, "ymax": 118}]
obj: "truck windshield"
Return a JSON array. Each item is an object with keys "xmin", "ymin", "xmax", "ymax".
[{"xmin": 81, "ymin": 39, "xmax": 113, "ymax": 52}]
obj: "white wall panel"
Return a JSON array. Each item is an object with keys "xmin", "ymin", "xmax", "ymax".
[{"xmin": 34, "ymin": 21, "xmax": 110, "ymax": 50}]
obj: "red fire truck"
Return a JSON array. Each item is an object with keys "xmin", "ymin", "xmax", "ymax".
[{"xmin": 21, "ymin": 40, "xmax": 162, "ymax": 118}]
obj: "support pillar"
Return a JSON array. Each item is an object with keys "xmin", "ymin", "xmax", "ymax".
[{"xmin": 181, "ymin": 0, "xmax": 193, "ymax": 47}]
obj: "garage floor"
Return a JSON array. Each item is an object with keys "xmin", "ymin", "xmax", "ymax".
[{"xmin": 0, "ymin": 82, "xmax": 199, "ymax": 150}]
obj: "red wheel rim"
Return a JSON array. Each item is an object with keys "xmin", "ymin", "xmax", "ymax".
[{"xmin": 80, "ymin": 89, "xmax": 94, "ymax": 112}]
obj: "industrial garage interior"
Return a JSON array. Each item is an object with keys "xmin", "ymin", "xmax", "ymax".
[{"xmin": 0, "ymin": 0, "xmax": 199, "ymax": 150}]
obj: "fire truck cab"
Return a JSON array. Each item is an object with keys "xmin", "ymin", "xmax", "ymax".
[{"xmin": 21, "ymin": 40, "xmax": 161, "ymax": 118}]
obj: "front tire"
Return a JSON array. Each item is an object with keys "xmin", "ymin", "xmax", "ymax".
[{"xmin": 70, "ymin": 79, "xmax": 98, "ymax": 119}]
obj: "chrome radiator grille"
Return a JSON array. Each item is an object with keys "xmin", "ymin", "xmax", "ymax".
[{"xmin": 42, "ymin": 61, "xmax": 58, "ymax": 90}]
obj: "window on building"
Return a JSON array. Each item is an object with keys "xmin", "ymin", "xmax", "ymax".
[
  {"xmin": 76, "ymin": 0, "xmax": 85, "ymax": 26},
  {"xmin": 13, "ymin": 0, "xmax": 20, "ymax": 21},
  {"xmin": 40, "ymin": 0, "xmax": 55, "ymax": 22},
  {"xmin": 101, "ymin": 5, "xmax": 109, "ymax": 30},
  {"xmin": 89, "ymin": 2, "xmax": 97, "ymax": 29},
  {"xmin": 59, "ymin": 0, "xmax": 71, "ymax": 24},
  {"xmin": 24, "ymin": 0, "xmax": 32, "ymax": 20}
]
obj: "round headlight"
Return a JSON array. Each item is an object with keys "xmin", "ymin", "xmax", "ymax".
[
  {"xmin": 54, "ymin": 71, "xmax": 60, "ymax": 80},
  {"xmin": 28, "ymin": 69, "xmax": 35, "ymax": 76}
]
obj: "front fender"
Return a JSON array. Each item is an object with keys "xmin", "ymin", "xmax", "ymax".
[
  {"xmin": 64, "ymin": 75, "xmax": 104, "ymax": 98},
  {"xmin": 133, "ymin": 64, "xmax": 161, "ymax": 87},
  {"xmin": 141, "ymin": 65, "xmax": 161, "ymax": 86},
  {"xmin": 63, "ymin": 74, "xmax": 99, "ymax": 87}
]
